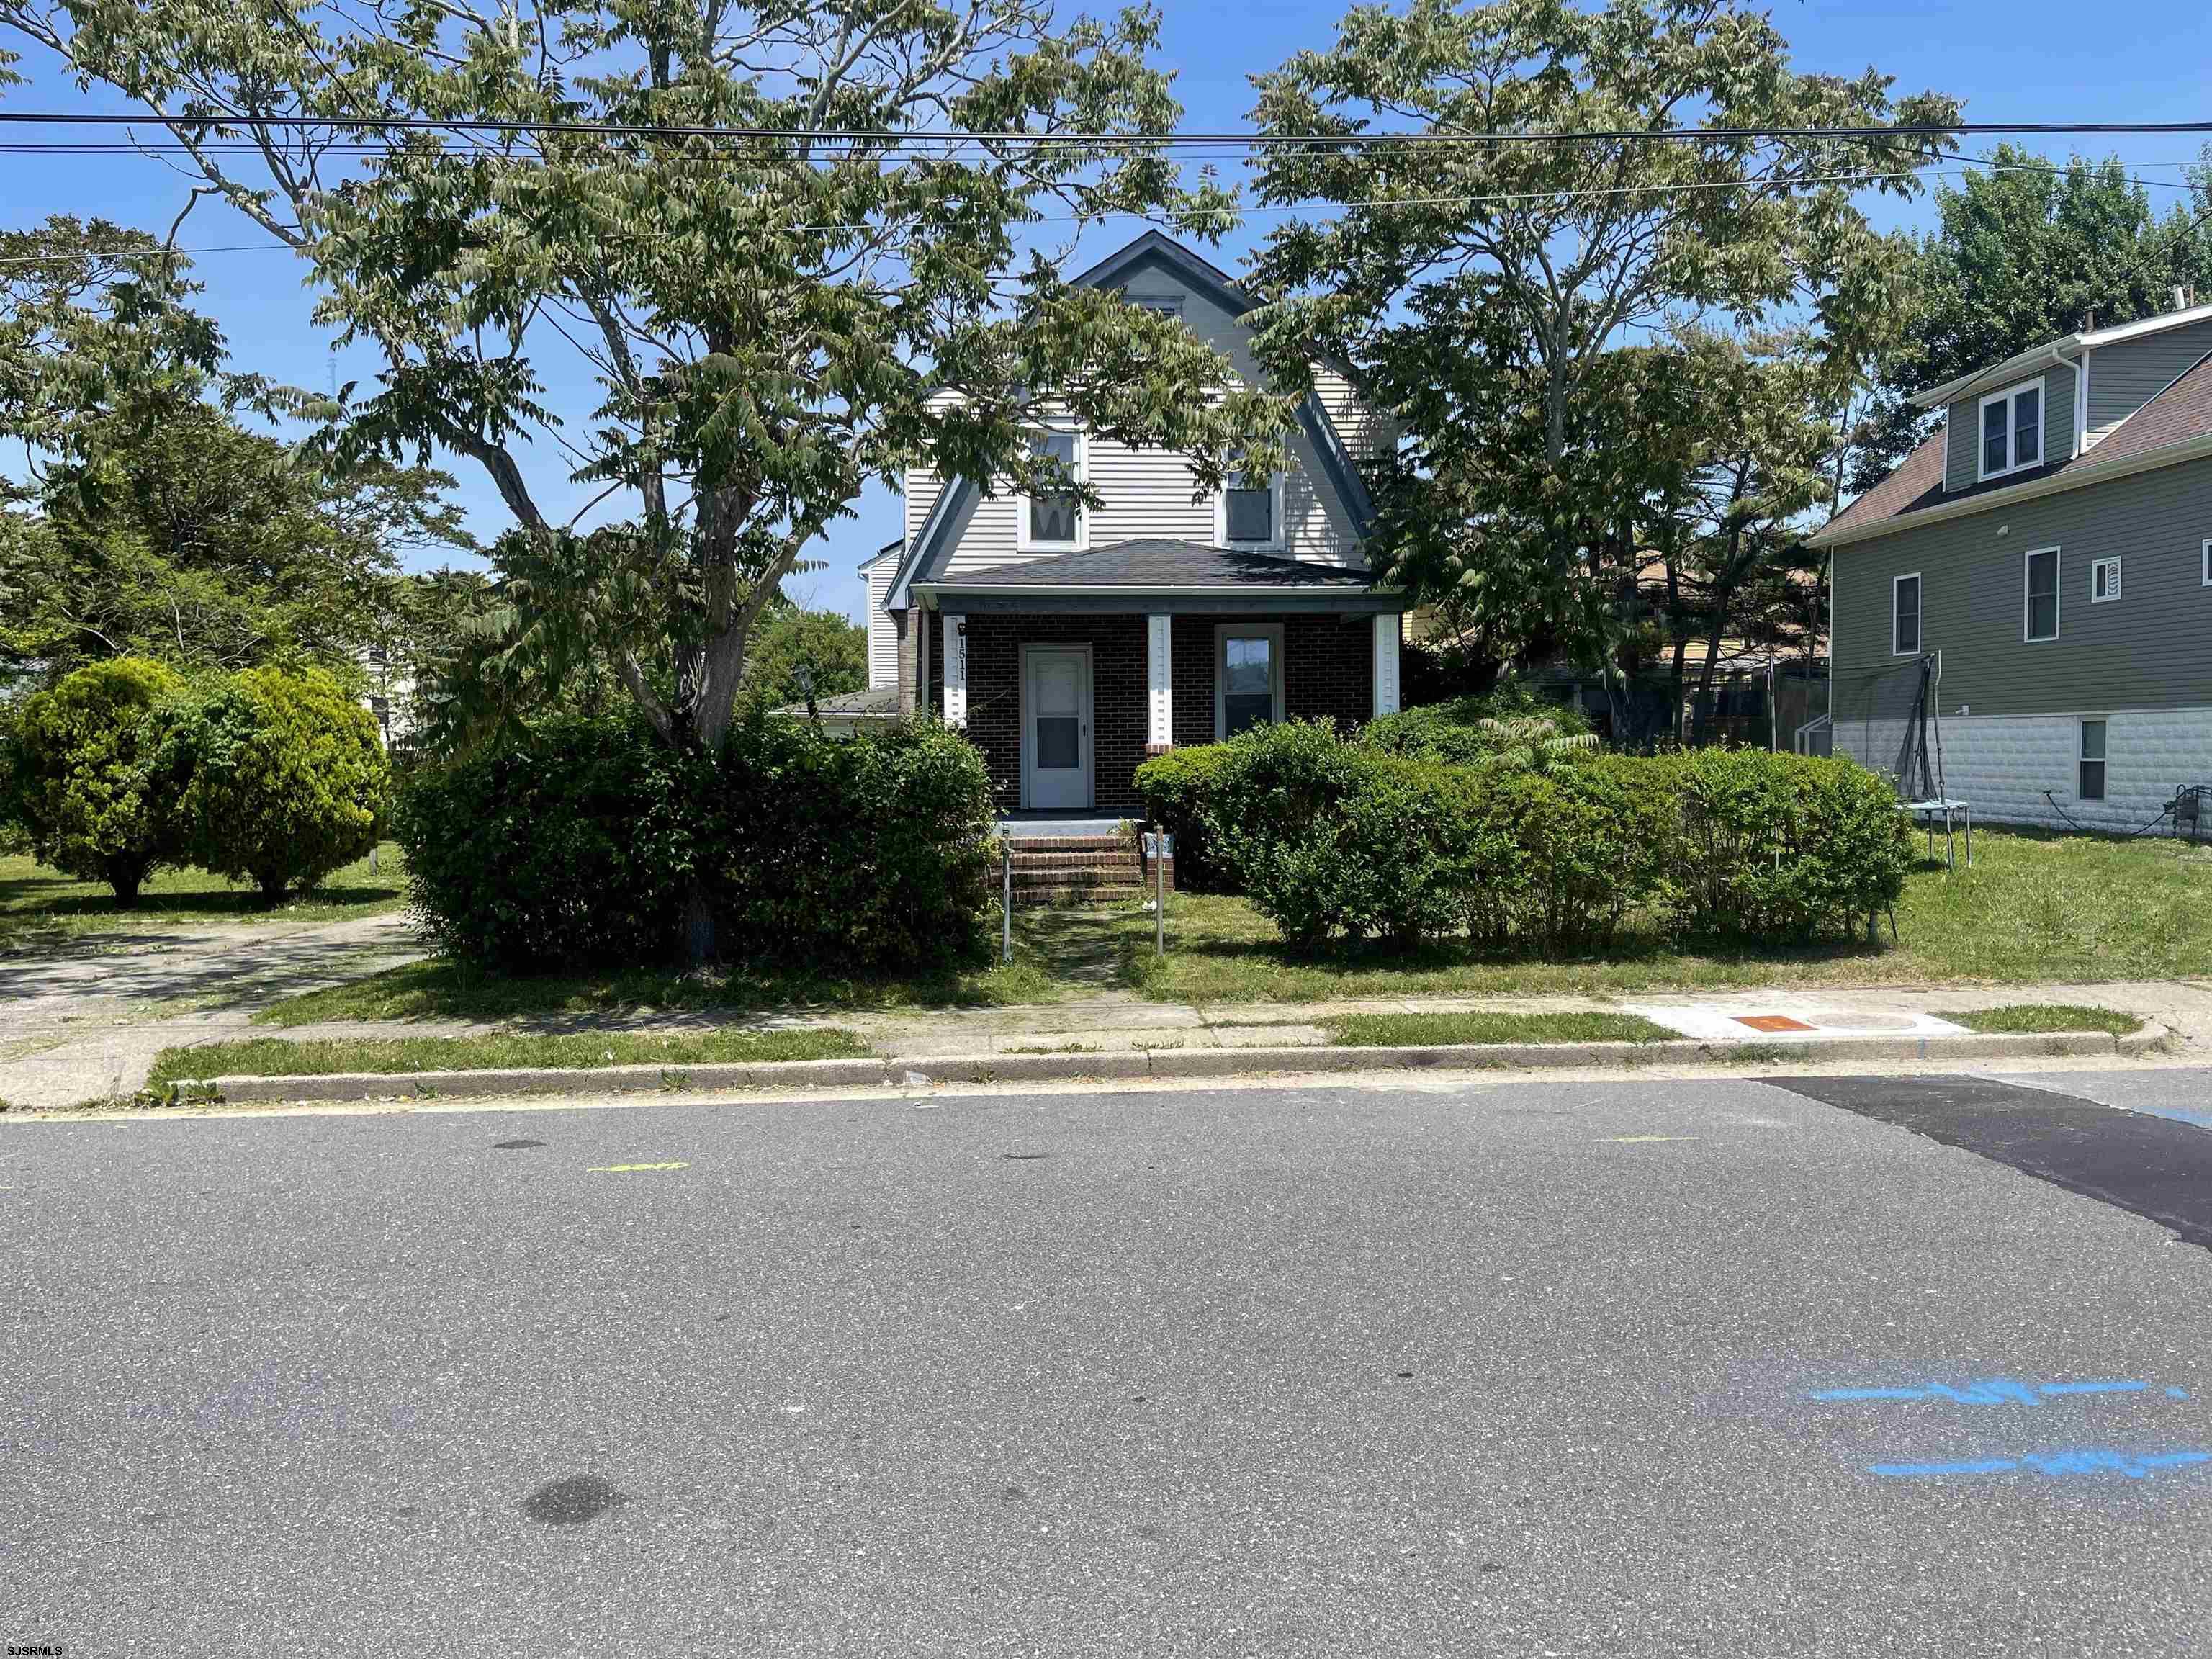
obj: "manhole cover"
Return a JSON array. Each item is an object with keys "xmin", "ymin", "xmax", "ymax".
[{"xmin": 1735, "ymin": 1015, "xmax": 1816, "ymax": 1033}]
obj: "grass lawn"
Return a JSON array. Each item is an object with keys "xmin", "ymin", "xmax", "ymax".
[
  {"xmin": 0, "ymin": 843, "xmax": 408, "ymax": 951},
  {"xmin": 148, "ymin": 1025, "xmax": 871, "ymax": 1084},
  {"xmin": 1323, "ymin": 1011, "xmax": 1677, "ymax": 1046},
  {"xmin": 1106, "ymin": 830, "xmax": 2212, "ymax": 1004},
  {"xmin": 1946, "ymin": 1004, "xmax": 2144, "ymax": 1037}
]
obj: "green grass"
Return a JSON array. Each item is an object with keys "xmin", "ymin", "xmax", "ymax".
[
  {"xmin": 1946, "ymin": 1003, "xmax": 2144, "ymax": 1037},
  {"xmin": 147, "ymin": 1025, "xmax": 872, "ymax": 1084},
  {"xmin": 0, "ymin": 843, "xmax": 408, "ymax": 950},
  {"xmin": 1322, "ymin": 1010, "xmax": 1677, "ymax": 1047},
  {"xmin": 1113, "ymin": 830, "xmax": 2212, "ymax": 1004}
]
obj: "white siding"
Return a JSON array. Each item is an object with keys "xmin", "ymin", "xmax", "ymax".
[{"xmin": 865, "ymin": 555, "xmax": 896, "ymax": 688}]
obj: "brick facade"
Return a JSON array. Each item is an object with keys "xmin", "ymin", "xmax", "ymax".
[{"xmin": 933, "ymin": 610, "xmax": 1376, "ymax": 811}]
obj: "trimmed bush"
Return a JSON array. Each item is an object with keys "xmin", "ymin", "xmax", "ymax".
[
  {"xmin": 396, "ymin": 712, "xmax": 993, "ymax": 974},
  {"xmin": 168, "ymin": 666, "xmax": 391, "ymax": 902},
  {"xmin": 395, "ymin": 714, "xmax": 714, "ymax": 971},
  {"xmin": 1133, "ymin": 743, "xmax": 1233, "ymax": 891},
  {"xmin": 1362, "ymin": 688, "xmax": 1590, "ymax": 765},
  {"xmin": 9, "ymin": 656, "xmax": 189, "ymax": 904}
]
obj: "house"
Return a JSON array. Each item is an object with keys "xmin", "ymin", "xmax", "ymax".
[
  {"xmin": 1807, "ymin": 293, "xmax": 2212, "ymax": 830},
  {"xmin": 867, "ymin": 232, "xmax": 1406, "ymax": 819}
]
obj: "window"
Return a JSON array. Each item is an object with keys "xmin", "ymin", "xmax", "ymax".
[
  {"xmin": 1892, "ymin": 572, "xmax": 1922, "ymax": 655},
  {"xmin": 2090, "ymin": 557, "xmax": 2122, "ymax": 603},
  {"xmin": 2203, "ymin": 539, "xmax": 2212, "ymax": 587},
  {"xmin": 1019, "ymin": 428, "xmax": 1084, "ymax": 552},
  {"xmin": 1977, "ymin": 378, "xmax": 2044, "ymax": 480},
  {"xmin": 2024, "ymin": 547, "xmax": 2060, "ymax": 641},
  {"xmin": 1215, "ymin": 624, "xmax": 1284, "ymax": 739},
  {"xmin": 1126, "ymin": 293, "xmax": 1183, "ymax": 318},
  {"xmin": 1217, "ymin": 457, "xmax": 1285, "ymax": 549},
  {"xmin": 2080, "ymin": 719, "xmax": 2107, "ymax": 801}
]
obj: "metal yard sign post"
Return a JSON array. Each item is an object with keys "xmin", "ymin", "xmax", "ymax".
[{"xmin": 1144, "ymin": 825, "xmax": 1172, "ymax": 957}]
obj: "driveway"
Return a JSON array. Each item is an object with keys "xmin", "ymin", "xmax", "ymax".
[
  {"xmin": 0, "ymin": 912, "xmax": 423, "ymax": 1106},
  {"xmin": 6, "ymin": 1069, "xmax": 2209, "ymax": 1655}
]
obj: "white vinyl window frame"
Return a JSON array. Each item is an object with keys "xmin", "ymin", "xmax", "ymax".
[
  {"xmin": 2090, "ymin": 556, "xmax": 2122, "ymax": 603},
  {"xmin": 1977, "ymin": 376, "xmax": 2047, "ymax": 482},
  {"xmin": 1215, "ymin": 467, "xmax": 1288, "ymax": 552},
  {"xmin": 1015, "ymin": 426, "xmax": 1089, "ymax": 554},
  {"xmin": 1213, "ymin": 622, "xmax": 1286, "ymax": 740},
  {"xmin": 1891, "ymin": 571, "xmax": 1923, "ymax": 656},
  {"xmin": 2202, "ymin": 538, "xmax": 2212, "ymax": 587},
  {"xmin": 2079, "ymin": 717, "xmax": 2108, "ymax": 802},
  {"xmin": 2023, "ymin": 544, "xmax": 2062, "ymax": 643}
]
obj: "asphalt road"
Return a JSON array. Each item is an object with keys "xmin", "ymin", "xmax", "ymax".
[{"xmin": 6, "ymin": 1069, "xmax": 2212, "ymax": 1657}]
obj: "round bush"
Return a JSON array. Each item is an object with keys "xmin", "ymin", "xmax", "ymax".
[
  {"xmin": 170, "ymin": 665, "xmax": 392, "ymax": 902},
  {"xmin": 1133, "ymin": 744, "xmax": 1234, "ymax": 891},
  {"xmin": 9, "ymin": 656, "xmax": 189, "ymax": 904}
]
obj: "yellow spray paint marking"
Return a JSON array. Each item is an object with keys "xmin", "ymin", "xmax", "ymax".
[
  {"xmin": 588, "ymin": 1161, "xmax": 691, "ymax": 1173},
  {"xmin": 1599, "ymin": 1135, "xmax": 1701, "ymax": 1144}
]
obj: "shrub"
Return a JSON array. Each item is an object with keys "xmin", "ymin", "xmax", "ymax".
[
  {"xmin": 9, "ymin": 656, "xmax": 189, "ymax": 904},
  {"xmin": 1133, "ymin": 743, "xmax": 1234, "ymax": 891},
  {"xmin": 1482, "ymin": 756, "xmax": 1678, "ymax": 950},
  {"xmin": 1362, "ymin": 687, "xmax": 1591, "ymax": 765},
  {"xmin": 168, "ymin": 666, "xmax": 392, "ymax": 902}
]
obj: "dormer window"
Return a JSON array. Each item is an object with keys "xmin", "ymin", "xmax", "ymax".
[
  {"xmin": 1018, "ymin": 428, "xmax": 1086, "ymax": 552},
  {"xmin": 1127, "ymin": 292, "xmax": 1183, "ymax": 319},
  {"xmin": 1978, "ymin": 378, "xmax": 2044, "ymax": 480}
]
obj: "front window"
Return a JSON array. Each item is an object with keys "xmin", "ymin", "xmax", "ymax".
[
  {"xmin": 1893, "ymin": 572, "xmax": 1921, "ymax": 655},
  {"xmin": 2080, "ymin": 719, "xmax": 2107, "ymax": 801},
  {"xmin": 1216, "ymin": 625, "xmax": 1283, "ymax": 738},
  {"xmin": 1978, "ymin": 379, "xmax": 2044, "ymax": 480},
  {"xmin": 2025, "ymin": 547, "xmax": 2060, "ymax": 642},
  {"xmin": 1022, "ymin": 429, "xmax": 1083, "ymax": 550}
]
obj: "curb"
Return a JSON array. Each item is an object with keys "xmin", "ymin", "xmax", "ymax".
[{"xmin": 195, "ymin": 1024, "xmax": 2168, "ymax": 1105}]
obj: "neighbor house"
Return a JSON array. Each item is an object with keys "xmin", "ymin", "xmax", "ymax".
[
  {"xmin": 866, "ymin": 232, "xmax": 1405, "ymax": 818},
  {"xmin": 1808, "ymin": 294, "xmax": 2212, "ymax": 830}
]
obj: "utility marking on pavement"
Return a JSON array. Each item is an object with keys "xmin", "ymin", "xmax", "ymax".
[
  {"xmin": 1871, "ymin": 1447, "xmax": 2212, "ymax": 1480},
  {"xmin": 587, "ymin": 1161, "xmax": 690, "ymax": 1172},
  {"xmin": 1736, "ymin": 1014, "xmax": 1817, "ymax": 1033},
  {"xmin": 1812, "ymin": 1377, "xmax": 2170, "ymax": 1405},
  {"xmin": 1599, "ymin": 1134, "xmax": 1699, "ymax": 1143}
]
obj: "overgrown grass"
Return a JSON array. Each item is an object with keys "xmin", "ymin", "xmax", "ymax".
[
  {"xmin": 1115, "ymin": 830, "xmax": 2212, "ymax": 1003},
  {"xmin": 148, "ymin": 1025, "xmax": 872, "ymax": 1084},
  {"xmin": 1322, "ymin": 1011, "xmax": 1677, "ymax": 1047},
  {"xmin": 0, "ymin": 844, "xmax": 408, "ymax": 950},
  {"xmin": 1946, "ymin": 1004, "xmax": 2144, "ymax": 1037}
]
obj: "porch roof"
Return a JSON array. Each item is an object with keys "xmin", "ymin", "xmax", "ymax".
[{"xmin": 913, "ymin": 537, "xmax": 1405, "ymax": 615}]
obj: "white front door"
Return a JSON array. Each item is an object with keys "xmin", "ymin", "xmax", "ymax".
[{"xmin": 1022, "ymin": 645, "xmax": 1093, "ymax": 810}]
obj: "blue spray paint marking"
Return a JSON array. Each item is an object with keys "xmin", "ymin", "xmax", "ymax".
[
  {"xmin": 1872, "ymin": 1448, "xmax": 2212, "ymax": 1480},
  {"xmin": 1811, "ymin": 1377, "xmax": 2172, "ymax": 1405}
]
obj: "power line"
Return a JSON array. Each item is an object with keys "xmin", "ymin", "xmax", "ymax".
[{"xmin": 6, "ymin": 109, "xmax": 2212, "ymax": 146}]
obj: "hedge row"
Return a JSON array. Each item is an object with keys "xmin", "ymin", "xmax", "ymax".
[
  {"xmin": 1153, "ymin": 720, "xmax": 1910, "ymax": 956},
  {"xmin": 6, "ymin": 657, "xmax": 389, "ymax": 904},
  {"xmin": 395, "ymin": 712, "xmax": 994, "ymax": 973}
]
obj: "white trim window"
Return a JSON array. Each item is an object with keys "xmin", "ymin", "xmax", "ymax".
[
  {"xmin": 1978, "ymin": 377, "xmax": 2045, "ymax": 480},
  {"xmin": 1892, "ymin": 571, "xmax": 1922, "ymax": 656},
  {"xmin": 1216, "ymin": 462, "xmax": 1287, "ymax": 551},
  {"xmin": 2023, "ymin": 545, "xmax": 2061, "ymax": 642},
  {"xmin": 2090, "ymin": 556, "xmax": 2122, "ymax": 603},
  {"xmin": 1215, "ymin": 623, "xmax": 1285, "ymax": 739},
  {"xmin": 2079, "ymin": 718, "xmax": 2108, "ymax": 802},
  {"xmin": 1017, "ymin": 428, "xmax": 1087, "ymax": 552},
  {"xmin": 2202, "ymin": 538, "xmax": 2212, "ymax": 587}
]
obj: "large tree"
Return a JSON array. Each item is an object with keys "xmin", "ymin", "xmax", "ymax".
[
  {"xmin": 2, "ymin": 0, "xmax": 1295, "ymax": 770},
  {"xmin": 1242, "ymin": 0, "xmax": 1956, "ymax": 725},
  {"xmin": 1853, "ymin": 143, "xmax": 2212, "ymax": 490}
]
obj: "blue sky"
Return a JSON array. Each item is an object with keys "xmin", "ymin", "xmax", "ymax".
[{"xmin": 4, "ymin": 0, "xmax": 2210, "ymax": 624}]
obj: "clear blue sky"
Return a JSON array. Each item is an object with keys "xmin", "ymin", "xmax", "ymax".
[{"xmin": 4, "ymin": 0, "xmax": 2209, "ymax": 624}]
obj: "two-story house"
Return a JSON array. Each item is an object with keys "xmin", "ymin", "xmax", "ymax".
[
  {"xmin": 1809, "ymin": 295, "xmax": 2212, "ymax": 830},
  {"xmin": 861, "ymin": 232, "xmax": 1405, "ymax": 819}
]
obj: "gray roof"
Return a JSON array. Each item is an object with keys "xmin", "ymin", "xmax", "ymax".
[
  {"xmin": 923, "ymin": 538, "xmax": 1380, "ymax": 590},
  {"xmin": 780, "ymin": 683, "xmax": 901, "ymax": 718}
]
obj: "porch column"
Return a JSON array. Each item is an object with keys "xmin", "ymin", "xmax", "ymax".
[
  {"xmin": 941, "ymin": 612, "xmax": 967, "ymax": 727},
  {"xmin": 1372, "ymin": 613, "xmax": 1402, "ymax": 717},
  {"xmin": 1146, "ymin": 613, "xmax": 1174, "ymax": 754}
]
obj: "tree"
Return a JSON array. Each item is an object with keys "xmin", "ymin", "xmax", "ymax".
[
  {"xmin": 1243, "ymin": 0, "xmax": 1956, "ymax": 726},
  {"xmin": 166, "ymin": 665, "xmax": 390, "ymax": 902},
  {"xmin": 9, "ymin": 655, "xmax": 188, "ymax": 904},
  {"xmin": 740, "ymin": 604, "xmax": 869, "ymax": 714},
  {"xmin": 1853, "ymin": 144, "xmax": 2212, "ymax": 489}
]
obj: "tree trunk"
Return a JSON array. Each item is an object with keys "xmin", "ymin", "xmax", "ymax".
[
  {"xmin": 107, "ymin": 859, "xmax": 145, "ymax": 909},
  {"xmin": 683, "ymin": 878, "xmax": 716, "ymax": 966},
  {"xmin": 256, "ymin": 870, "xmax": 290, "ymax": 907}
]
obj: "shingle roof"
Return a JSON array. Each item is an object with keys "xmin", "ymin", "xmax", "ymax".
[
  {"xmin": 781, "ymin": 684, "xmax": 901, "ymax": 718},
  {"xmin": 924, "ymin": 537, "xmax": 1380, "ymax": 590},
  {"xmin": 1822, "ymin": 349, "xmax": 2212, "ymax": 542}
]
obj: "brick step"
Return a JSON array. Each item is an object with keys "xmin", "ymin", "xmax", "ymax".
[
  {"xmin": 1000, "ymin": 836, "xmax": 1131, "ymax": 853},
  {"xmin": 1008, "ymin": 850, "xmax": 1137, "ymax": 870},
  {"xmin": 1015, "ymin": 884, "xmax": 1151, "ymax": 905},
  {"xmin": 1010, "ymin": 868, "xmax": 1141, "ymax": 891}
]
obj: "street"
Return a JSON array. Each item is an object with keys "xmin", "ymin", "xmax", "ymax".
[{"xmin": 6, "ymin": 1069, "xmax": 2212, "ymax": 1656}]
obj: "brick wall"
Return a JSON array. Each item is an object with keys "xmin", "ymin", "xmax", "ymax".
[{"xmin": 1169, "ymin": 613, "xmax": 1373, "ymax": 747}]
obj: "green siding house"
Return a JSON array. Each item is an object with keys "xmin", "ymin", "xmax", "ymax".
[{"xmin": 1809, "ymin": 298, "xmax": 2212, "ymax": 830}]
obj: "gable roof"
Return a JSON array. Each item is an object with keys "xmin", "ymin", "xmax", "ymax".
[
  {"xmin": 1812, "ymin": 347, "xmax": 2212, "ymax": 548},
  {"xmin": 922, "ymin": 537, "xmax": 1380, "ymax": 592},
  {"xmin": 1910, "ymin": 297, "xmax": 2212, "ymax": 410},
  {"xmin": 884, "ymin": 233, "xmax": 1377, "ymax": 610}
]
